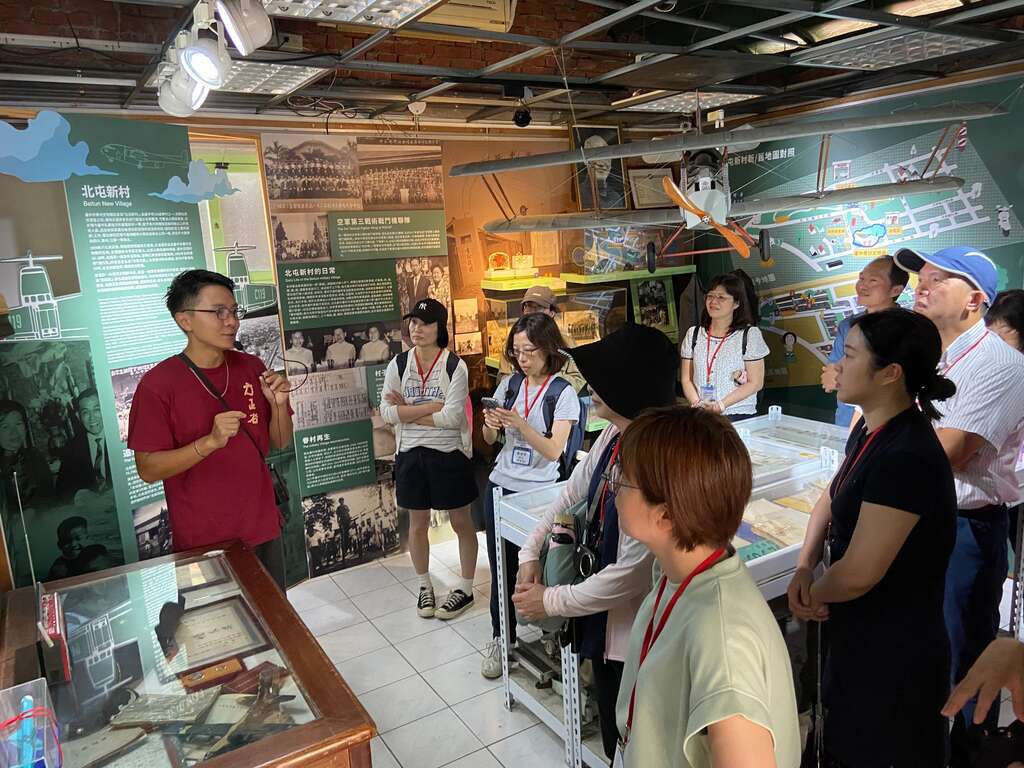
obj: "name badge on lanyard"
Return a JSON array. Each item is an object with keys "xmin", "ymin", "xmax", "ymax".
[{"xmin": 511, "ymin": 445, "xmax": 533, "ymax": 466}]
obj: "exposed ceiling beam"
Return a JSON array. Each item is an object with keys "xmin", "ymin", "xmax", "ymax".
[
  {"xmin": 122, "ymin": 2, "xmax": 195, "ymax": 109},
  {"xmin": 720, "ymin": 0, "xmax": 1018, "ymax": 43},
  {"xmin": 577, "ymin": 0, "xmax": 803, "ymax": 47},
  {"xmin": 0, "ymin": 32, "xmax": 160, "ymax": 54},
  {"xmin": 449, "ymin": 102, "xmax": 1005, "ymax": 175},
  {"xmin": 590, "ymin": 0, "xmax": 865, "ymax": 86},
  {"xmin": 258, "ymin": 0, "xmax": 455, "ymax": 113},
  {"xmin": 368, "ymin": 0, "xmax": 677, "ymax": 118}
]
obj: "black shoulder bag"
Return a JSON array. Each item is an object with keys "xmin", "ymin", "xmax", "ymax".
[{"xmin": 178, "ymin": 354, "xmax": 290, "ymax": 508}]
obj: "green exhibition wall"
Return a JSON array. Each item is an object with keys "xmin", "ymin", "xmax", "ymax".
[{"xmin": 703, "ymin": 77, "xmax": 1024, "ymax": 423}]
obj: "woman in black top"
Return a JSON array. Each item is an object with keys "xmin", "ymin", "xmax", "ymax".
[{"xmin": 787, "ymin": 308, "xmax": 958, "ymax": 767}]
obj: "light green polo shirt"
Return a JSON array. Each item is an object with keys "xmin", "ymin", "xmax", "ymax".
[{"xmin": 616, "ymin": 554, "xmax": 801, "ymax": 768}]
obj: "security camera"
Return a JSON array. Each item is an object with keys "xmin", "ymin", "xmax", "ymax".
[
  {"xmin": 655, "ymin": 1, "xmax": 677, "ymax": 11},
  {"xmin": 513, "ymin": 107, "xmax": 532, "ymax": 127}
]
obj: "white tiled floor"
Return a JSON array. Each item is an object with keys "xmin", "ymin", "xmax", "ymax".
[
  {"xmin": 292, "ymin": 537, "xmax": 1024, "ymax": 767},
  {"xmin": 289, "ymin": 534, "xmax": 562, "ymax": 768}
]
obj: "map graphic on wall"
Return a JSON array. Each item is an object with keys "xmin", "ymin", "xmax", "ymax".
[{"xmin": 724, "ymin": 80, "xmax": 1024, "ymax": 390}]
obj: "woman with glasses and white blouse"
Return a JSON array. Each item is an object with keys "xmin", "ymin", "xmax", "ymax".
[{"xmin": 682, "ymin": 271, "xmax": 768, "ymax": 423}]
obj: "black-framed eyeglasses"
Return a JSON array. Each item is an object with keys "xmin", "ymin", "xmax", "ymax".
[
  {"xmin": 601, "ymin": 471, "xmax": 639, "ymax": 495},
  {"xmin": 188, "ymin": 306, "xmax": 246, "ymax": 321}
]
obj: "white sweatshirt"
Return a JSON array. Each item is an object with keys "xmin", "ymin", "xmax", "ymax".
[{"xmin": 379, "ymin": 349, "xmax": 472, "ymax": 458}]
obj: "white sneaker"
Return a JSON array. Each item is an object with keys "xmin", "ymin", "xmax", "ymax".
[{"xmin": 481, "ymin": 639, "xmax": 503, "ymax": 679}]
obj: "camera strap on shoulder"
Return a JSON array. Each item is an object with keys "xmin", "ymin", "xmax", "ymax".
[{"xmin": 178, "ymin": 353, "xmax": 266, "ymax": 459}]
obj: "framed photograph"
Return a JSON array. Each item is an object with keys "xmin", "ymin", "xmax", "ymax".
[
  {"xmin": 174, "ymin": 596, "xmax": 269, "ymax": 675},
  {"xmin": 175, "ymin": 557, "xmax": 229, "ymax": 593},
  {"xmin": 628, "ymin": 168, "xmax": 675, "ymax": 209},
  {"xmin": 631, "ymin": 277, "xmax": 678, "ymax": 338},
  {"xmin": 570, "ymin": 125, "xmax": 628, "ymax": 211}
]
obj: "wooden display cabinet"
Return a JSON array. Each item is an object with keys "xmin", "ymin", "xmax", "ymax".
[{"xmin": 0, "ymin": 544, "xmax": 375, "ymax": 768}]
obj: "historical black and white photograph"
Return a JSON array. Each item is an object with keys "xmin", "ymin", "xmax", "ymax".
[
  {"xmin": 303, "ymin": 468, "xmax": 401, "ymax": 576},
  {"xmin": 357, "ymin": 139, "xmax": 444, "ymax": 210},
  {"xmin": 271, "ymin": 213, "xmax": 330, "ymax": 263},
  {"xmin": 110, "ymin": 362, "xmax": 156, "ymax": 444},
  {"xmin": 237, "ymin": 313, "xmax": 283, "ymax": 371},
  {"xmin": 396, "ymin": 256, "xmax": 451, "ymax": 317},
  {"xmin": 133, "ymin": 499, "xmax": 171, "ymax": 561},
  {"xmin": 454, "ymin": 298, "xmax": 479, "ymax": 335},
  {"xmin": 0, "ymin": 341, "xmax": 125, "ymax": 587},
  {"xmin": 454, "ymin": 332, "xmax": 483, "ymax": 357},
  {"xmin": 636, "ymin": 277, "xmax": 671, "ymax": 329},
  {"xmin": 262, "ymin": 133, "xmax": 361, "ymax": 208},
  {"xmin": 571, "ymin": 125, "xmax": 628, "ymax": 211},
  {"xmin": 282, "ymin": 322, "xmax": 402, "ymax": 374}
]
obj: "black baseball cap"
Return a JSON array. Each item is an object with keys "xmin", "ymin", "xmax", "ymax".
[{"xmin": 403, "ymin": 298, "xmax": 448, "ymax": 325}]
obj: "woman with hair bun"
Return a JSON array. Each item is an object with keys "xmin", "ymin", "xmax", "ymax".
[{"xmin": 787, "ymin": 308, "xmax": 958, "ymax": 767}]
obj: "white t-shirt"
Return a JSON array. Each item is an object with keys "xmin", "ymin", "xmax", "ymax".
[
  {"xmin": 489, "ymin": 374, "xmax": 580, "ymax": 492},
  {"xmin": 681, "ymin": 326, "xmax": 769, "ymax": 415}
]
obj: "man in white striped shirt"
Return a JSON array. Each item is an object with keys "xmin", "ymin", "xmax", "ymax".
[{"xmin": 897, "ymin": 246, "xmax": 1024, "ymax": 763}]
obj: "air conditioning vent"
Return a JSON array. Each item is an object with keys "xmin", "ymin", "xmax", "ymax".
[{"xmin": 423, "ymin": 0, "xmax": 517, "ymax": 32}]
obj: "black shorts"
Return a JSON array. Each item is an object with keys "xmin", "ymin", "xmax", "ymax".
[{"xmin": 395, "ymin": 447, "xmax": 478, "ymax": 511}]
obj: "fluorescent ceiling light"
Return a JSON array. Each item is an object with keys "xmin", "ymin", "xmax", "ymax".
[
  {"xmin": 622, "ymin": 91, "xmax": 757, "ymax": 113},
  {"xmin": 217, "ymin": 0, "xmax": 273, "ymax": 56},
  {"xmin": 261, "ymin": 0, "xmax": 448, "ymax": 28},
  {"xmin": 147, "ymin": 60, "xmax": 329, "ymax": 95},
  {"xmin": 797, "ymin": 30, "xmax": 996, "ymax": 71}
]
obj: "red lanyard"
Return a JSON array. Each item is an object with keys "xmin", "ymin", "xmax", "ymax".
[
  {"xmin": 942, "ymin": 331, "xmax": 988, "ymax": 376},
  {"xmin": 624, "ymin": 548, "xmax": 726, "ymax": 740},
  {"xmin": 830, "ymin": 424, "xmax": 886, "ymax": 499},
  {"xmin": 522, "ymin": 374, "xmax": 554, "ymax": 420},
  {"xmin": 415, "ymin": 348, "xmax": 443, "ymax": 389},
  {"xmin": 598, "ymin": 438, "xmax": 623, "ymax": 526},
  {"xmin": 705, "ymin": 330, "xmax": 732, "ymax": 380}
]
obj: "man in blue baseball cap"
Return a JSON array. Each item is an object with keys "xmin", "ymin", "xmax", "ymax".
[{"xmin": 896, "ymin": 245, "xmax": 1024, "ymax": 763}]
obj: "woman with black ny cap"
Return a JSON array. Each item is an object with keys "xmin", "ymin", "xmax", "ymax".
[
  {"xmin": 512, "ymin": 323, "xmax": 679, "ymax": 760},
  {"xmin": 380, "ymin": 298, "xmax": 479, "ymax": 621},
  {"xmin": 788, "ymin": 308, "xmax": 958, "ymax": 767}
]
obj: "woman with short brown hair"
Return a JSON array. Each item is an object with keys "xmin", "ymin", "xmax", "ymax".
[{"xmin": 613, "ymin": 407, "xmax": 800, "ymax": 768}]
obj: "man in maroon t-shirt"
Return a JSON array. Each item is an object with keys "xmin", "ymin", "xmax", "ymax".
[{"xmin": 128, "ymin": 270, "xmax": 293, "ymax": 589}]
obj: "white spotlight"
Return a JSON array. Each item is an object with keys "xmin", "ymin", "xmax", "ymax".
[
  {"xmin": 181, "ymin": 36, "xmax": 231, "ymax": 88},
  {"xmin": 216, "ymin": 0, "xmax": 272, "ymax": 56}
]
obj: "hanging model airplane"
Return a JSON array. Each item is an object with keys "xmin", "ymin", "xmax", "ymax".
[{"xmin": 450, "ymin": 103, "xmax": 1005, "ymax": 260}]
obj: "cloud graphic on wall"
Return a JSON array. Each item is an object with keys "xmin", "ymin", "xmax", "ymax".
[
  {"xmin": 0, "ymin": 110, "xmax": 115, "ymax": 182},
  {"xmin": 852, "ymin": 223, "xmax": 887, "ymax": 249},
  {"xmin": 150, "ymin": 160, "xmax": 238, "ymax": 203}
]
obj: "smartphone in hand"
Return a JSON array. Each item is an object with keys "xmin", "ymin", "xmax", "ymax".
[{"xmin": 481, "ymin": 397, "xmax": 501, "ymax": 410}]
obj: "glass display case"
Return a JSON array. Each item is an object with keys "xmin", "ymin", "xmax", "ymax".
[
  {"xmin": 736, "ymin": 406, "xmax": 850, "ymax": 457},
  {"xmin": 0, "ymin": 546, "xmax": 374, "ymax": 768},
  {"xmin": 560, "ymin": 226, "xmax": 694, "ymax": 276},
  {"xmin": 483, "ymin": 286, "xmax": 628, "ymax": 367}
]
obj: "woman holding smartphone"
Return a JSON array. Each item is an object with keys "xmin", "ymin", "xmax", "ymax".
[
  {"xmin": 479, "ymin": 313, "xmax": 580, "ymax": 680},
  {"xmin": 681, "ymin": 270, "xmax": 768, "ymax": 423}
]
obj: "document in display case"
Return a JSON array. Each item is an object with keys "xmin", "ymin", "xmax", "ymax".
[{"xmin": 0, "ymin": 545, "xmax": 375, "ymax": 768}]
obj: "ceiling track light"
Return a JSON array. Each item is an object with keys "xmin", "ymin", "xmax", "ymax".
[
  {"xmin": 216, "ymin": 0, "xmax": 273, "ymax": 57},
  {"xmin": 181, "ymin": 1, "xmax": 233, "ymax": 89},
  {"xmin": 156, "ymin": 37, "xmax": 210, "ymax": 117}
]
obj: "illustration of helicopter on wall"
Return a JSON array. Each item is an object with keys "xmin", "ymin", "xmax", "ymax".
[
  {"xmin": 0, "ymin": 250, "xmax": 67, "ymax": 340},
  {"xmin": 450, "ymin": 103, "xmax": 1005, "ymax": 266},
  {"xmin": 218, "ymin": 242, "xmax": 278, "ymax": 316}
]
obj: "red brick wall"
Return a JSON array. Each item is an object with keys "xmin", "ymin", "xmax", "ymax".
[{"xmin": 3, "ymin": 0, "xmax": 635, "ymax": 80}]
